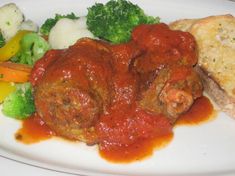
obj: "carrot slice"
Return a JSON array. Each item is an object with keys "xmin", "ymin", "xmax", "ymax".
[{"xmin": 0, "ymin": 62, "xmax": 32, "ymax": 83}]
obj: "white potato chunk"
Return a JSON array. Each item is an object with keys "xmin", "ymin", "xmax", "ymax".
[
  {"xmin": 20, "ymin": 20, "xmax": 38, "ymax": 32},
  {"xmin": 49, "ymin": 17, "xmax": 94, "ymax": 49},
  {"xmin": 0, "ymin": 3, "xmax": 24, "ymax": 41}
]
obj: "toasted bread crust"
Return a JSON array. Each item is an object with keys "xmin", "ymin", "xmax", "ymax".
[
  {"xmin": 195, "ymin": 66, "xmax": 235, "ymax": 119},
  {"xmin": 169, "ymin": 19, "xmax": 198, "ymax": 31}
]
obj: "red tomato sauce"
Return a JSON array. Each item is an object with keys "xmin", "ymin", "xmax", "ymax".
[
  {"xmin": 99, "ymin": 133, "xmax": 173, "ymax": 163},
  {"xmin": 96, "ymin": 96, "xmax": 213, "ymax": 163},
  {"xmin": 15, "ymin": 113, "xmax": 55, "ymax": 144},
  {"xmin": 176, "ymin": 96, "xmax": 215, "ymax": 126}
]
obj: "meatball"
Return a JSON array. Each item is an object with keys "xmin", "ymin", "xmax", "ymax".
[
  {"xmin": 138, "ymin": 66, "xmax": 203, "ymax": 122},
  {"xmin": 33, "ymin": 38, "xmax": 113, "ymax": 143}
]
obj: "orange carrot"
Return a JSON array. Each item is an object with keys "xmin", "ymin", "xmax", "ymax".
[{"xmin": 0, "ymin": 62, "xmax": 32, "ymax": 83}]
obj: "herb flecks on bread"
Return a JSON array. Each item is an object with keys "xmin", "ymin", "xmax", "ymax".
[{"xmin": 190, "ymin": 15, "xmax": 235, "ymax": 98}]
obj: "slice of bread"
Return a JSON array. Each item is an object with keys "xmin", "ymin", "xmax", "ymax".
[{"xmin": 170, "ymin": 14, "xmax": 235, "ymax": 119}]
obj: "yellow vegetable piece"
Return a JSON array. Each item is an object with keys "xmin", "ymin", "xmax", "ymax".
[
  {"xmin": 0, "ymin": 30, "xmax": 31, "ymax": 61},
  {"xmin": 0, "ymin": 81, "xmax": 16, "ymax": 103}
]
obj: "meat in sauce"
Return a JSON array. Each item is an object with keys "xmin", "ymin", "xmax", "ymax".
[{"xmin": 30, "ymin": 23, "xmax": 206, "ymax": 162}]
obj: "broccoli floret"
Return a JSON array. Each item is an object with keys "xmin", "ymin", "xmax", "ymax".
[
  {"xmin": 40, "ymin": 13, "xmax": 79, "ymax": 36},
  {"xmin": 0, "ymin": 32, "xmax": 5, "ymax": 47},
  {"xmin": 2, "ymin": 83, "xmax": 35, "ymax": 119},
  {"xmin": 86, "ymin": 0, "xmax": 160, "ymax": 44},
  {"xmin": 11, "ymin": 32, "xmax": 50, "ymax": 66}
]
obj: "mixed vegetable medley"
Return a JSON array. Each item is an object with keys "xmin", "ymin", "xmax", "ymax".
[{"xmin": 0, "ymin": 0, "xmax": 160, "ymax": 120}]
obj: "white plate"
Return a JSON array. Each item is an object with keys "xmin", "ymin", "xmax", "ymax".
[{"xmin": 1, "ymin": 0, "xmax": 235, "ymax": 176}]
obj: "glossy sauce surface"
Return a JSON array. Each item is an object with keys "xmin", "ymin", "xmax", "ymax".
[
  {"xmin": 176, "ymin": 96, "xmax": 214, "ymax": 126},
  {"xmin": 96, "ymin": 104, "xmax": 173, "ymax": 162},
  {"xmin": 98, "ymin": 96, "xmax": 213, "ymax": 162},
  {"xmin": 99, "ymin": 133, "xmax": 173, "ymax": 163},
  {"xmin": 15, "ymin": 113, "xmax": 54, "ymax": 144}
]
